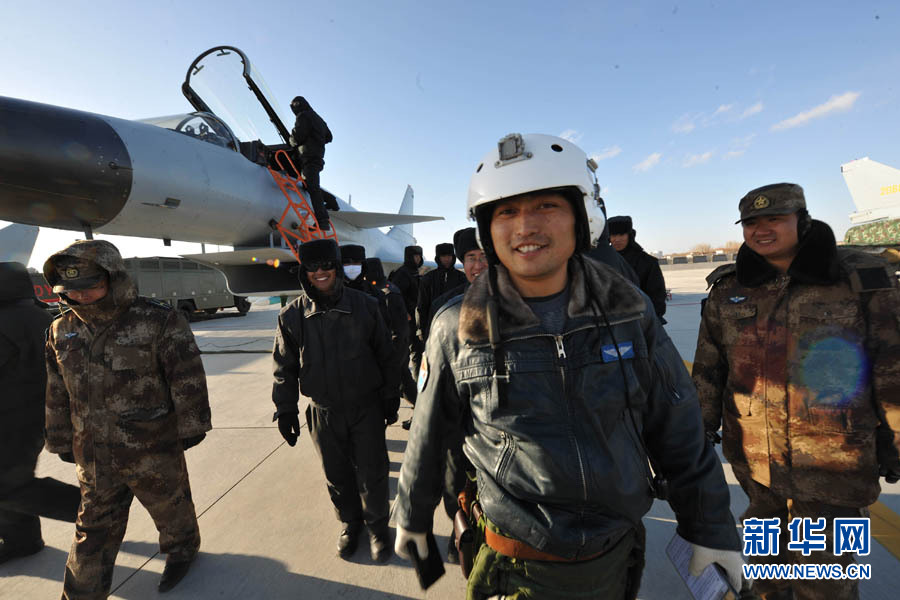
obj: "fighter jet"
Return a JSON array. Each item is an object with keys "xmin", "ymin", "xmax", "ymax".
[
  {"xmin": 0, "ymin": 46, "xmax": 441, "ymax": 295},
  {"xmin": 841, "ymin": 157, "xmax": 900, "ymax": 251},
  {"xmin": 0, "ymin": 223, "xmax": 40, "ymax": 265}
]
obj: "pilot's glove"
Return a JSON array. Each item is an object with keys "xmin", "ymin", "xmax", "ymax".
[
  {"xmin": 59, "ymin": 452, "xmax": 76, "ymax": 464},
  {"xmin": 689, "ymin": 544, "xmax": 746, "ymax": 592},
  {"xmin": 395, "ymin": 526, "xmax": 428, "ymax": 560},
  {"xmin": 277, "ymin": 413, "xmax": 301, "ymax": 447},
  {"xmin": 182, "ymin": 433, "xmax": 206, "ymax": 451},
  {"xmin": 880, "ymin": 463, "xmax": 900, "ymax": 484}
]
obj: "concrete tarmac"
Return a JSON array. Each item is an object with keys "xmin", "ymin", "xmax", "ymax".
[{"xmin": 2, "ymin": 267, "xmax": 899, "ymax": 599}]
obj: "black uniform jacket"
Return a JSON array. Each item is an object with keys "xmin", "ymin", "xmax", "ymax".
[
  {"xmin": 619, "ymin": 236, "xmax": 667, "ymax": 319},
  {"xmin": 272, "ymin": 285, "xmax": 398, "ymax": 414},
  {"xmin": 393, "ymin": 255, "xmax": 739, "ymax": 558}
]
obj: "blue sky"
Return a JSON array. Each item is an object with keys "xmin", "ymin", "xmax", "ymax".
[{"xmin": 3, "ymin": 0, "xmax": 899, "ymax": 266}]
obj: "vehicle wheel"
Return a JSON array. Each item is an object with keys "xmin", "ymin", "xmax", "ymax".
[
  {"xmin": 177, "ymin": 302, "xmax": 194, "ymax": 323},
  {"xmin": 235, "ymin": 296, "xmax": 251, "ymax": 315},
  {"xmin": 204, "ymin": 308, "xmax": 218, "ymax": 315}
]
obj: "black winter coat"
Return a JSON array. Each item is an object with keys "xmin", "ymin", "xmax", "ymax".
[
  {"xmin": 618, "ymin": 237, "xmax": 667, "ymax": 319},
  {"xmin": 417, "ymin": 266, "xmax": 466, "ymax": 340},
  {"xmin": 272, "ymin": 286, "xmax": 398, "ymax": 413}
]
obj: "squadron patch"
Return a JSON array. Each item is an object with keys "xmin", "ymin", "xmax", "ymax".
[
  {"xmin": 753, "ymin": 195, "xmax": 770, "ymax": 209},
  {"xmin": 64, "ymin": 332, "xmax": 79, "ymax": 339},
  {"xmin": 601, "ymin": 342, "xmax": 634, "ymax": 363},
  {"xmin": 417, "ymin": 355, "xmax": 429, "ymax": 392},
  {"xmin": 729, "ymin": 296, "xmax": 747, "ymax": 303}
]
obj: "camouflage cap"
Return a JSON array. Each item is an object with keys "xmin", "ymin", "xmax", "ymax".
[
  {"xmin": 736, "ymin": 183, "xmax": 806, "ymax": 224},
  {"xmin": 52, "ymin": 257, "xmax": 107, "ymax": 293}
]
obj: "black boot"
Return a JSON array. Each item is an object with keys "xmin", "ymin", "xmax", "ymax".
[
  {"xmin": 368, "ymin": 524, "xmax": 392, "ymax": 563},
  {"xmin": 337, "ymin": 522, "xmax": 361, "ymax": 558},
  {"xmin": 158, "ymin": 554, "xmax": 196, "ymax": 593},
  {"xmin": 0, "ymin": 538, "xmax": 44, "ymax": 565}
]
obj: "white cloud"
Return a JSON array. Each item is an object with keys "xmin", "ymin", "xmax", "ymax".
[
  {"xmin": 740, "ymin": 102, "xmax": 764, "ymax": 119},
  {"xmin": 683, "ymin": 151, "xmax": 714, "ymax": 167},
  {"xmin": 771, "ymin": 91, "xmax": 861, "ymax": 131},
  {"xmin": 633, "ymin": 152, "xmax": 662, "ymax": 173},
  {"xmin": 671, "ymin": 114, "xmax": 697, "ymax": 134},
  {"xmin": 559, "ymin": 129, "xmax": 583, "ymax": 143},
  {"xmin": 723, "ymin": 150, "xmax": 745, "ymax": 160},
  {"xmin": 713, "ymin": 104, "xmax": 733, "ymax": 116},
  {"xmin": 590, "ymin": 145, "xmax": 622, "ymax": 161}
]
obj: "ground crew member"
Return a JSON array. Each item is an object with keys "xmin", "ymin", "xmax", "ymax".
[
  {"xmin": 363, "ymin": 256, "xmax": 410, "ymax": 425},
  {"xmin": 693, "ymin": 183, "xmax": 900, "ymax": 600},
  {"xmin": 586, "ymin": 198, "xmax": 641, "ymax": 286},
  {"xmin": 43, "ymin": 240, "xmax": 211, "ymax": 598},
  {"xmin": 393, "ymin": 133, "xmax": 743, "ymax": 599},
  {"xmin": 289, "ymin": 95, "xmax": 333, "ymax": 231},
  {"xmin": 423, "ymin": 228, "xmax": 487, "ymax": 339},
  {"xmin": 0, "ymin": 262, "xmax": 80, "ymax": 565},
  {"xmin": 608, "ymin": 215, "xmax": 667, "ymax": 320},
  {"xmin": 340, "ymin": 244, "xmax": 369, "ymax": 293},
  {"xmin": 416, "ymin": 243, "xmax": 467, "ymax": 342},
  {"xmin": 389, "ymin": 245, "xmax": 424, "ymax": 405},
  {"xmin": 272, "ymin": 239, "xmax": 399, "ymax": 563}
]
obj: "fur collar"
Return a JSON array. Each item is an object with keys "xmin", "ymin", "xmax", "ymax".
[
  {"xmin": 736, "ymin": 219, "xmax": 841, "ymax": 287},
  {"xmin": 458, "ymin": 254, "xmax": 646, "ymax": 343}
]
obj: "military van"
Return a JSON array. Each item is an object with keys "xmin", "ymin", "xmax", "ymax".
[
  {"xmin": 123, "ymin": 257, "xmax": 250, "ymax": 321},
  {"xmin": 29, "ymin": 257, "xmax": 250, "ymax": 321}
]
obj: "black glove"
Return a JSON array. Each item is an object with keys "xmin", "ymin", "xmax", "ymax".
[
  {"xmin": 278, "ymin": 413, "xmax": 301, "ymax": 446},
  {"xmin": 384, "ymin": 396, "xmax": 401, "ymax": 420},
  {"xmin": 385, "ymin": 411, "xmax": 399, "ymax": 427},
  {"xmin": 59, "ymin": 452, "xmax": 76, "ymax": 464},
  {"xmin": 182, "ymin": 433, "xmax": 206, "ymax": 450},
  {"xmin": 706, "ymin": 430, "xmax": 722, "ymax": 445},
  {"xmin": 880, "ymin": 464, "xmax": 900, "ymax": 484}
]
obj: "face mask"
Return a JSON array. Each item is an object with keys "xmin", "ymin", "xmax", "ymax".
[{"xmin": 343, "ymin": 264, "xmax": 363, "ymax": 280}]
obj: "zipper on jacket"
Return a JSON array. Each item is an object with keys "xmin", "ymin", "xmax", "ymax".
[{"xmin": 555, "ymin": 335, "xmax": 588, "ymax": 503}]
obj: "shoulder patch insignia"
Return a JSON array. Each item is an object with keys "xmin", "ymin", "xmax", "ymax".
[
  {"xmin": 417, "ymin": 355, "xmax": 429, "ymax": 393},
  {"xmin": 729, "ymin": 296, "xmax": 747, "ymax": 303}
]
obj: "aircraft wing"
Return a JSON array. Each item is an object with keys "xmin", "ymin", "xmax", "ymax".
[{"xmin": 331, "ymin": 211, "xmax": 443, "ymax": 230}]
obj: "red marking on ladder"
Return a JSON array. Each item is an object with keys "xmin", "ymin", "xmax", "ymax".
[{"xmin": 266, "ymin": 149, "xmax": 338, "ymax": 264}]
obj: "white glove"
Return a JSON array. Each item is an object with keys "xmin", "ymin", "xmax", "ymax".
[
  {"xmin": 394, "ymin": 526, "xmax": 428, "ymax": 560},
  {"xmin": 689, "ymin": 544, "xmax": 746, "ymax": 592}
]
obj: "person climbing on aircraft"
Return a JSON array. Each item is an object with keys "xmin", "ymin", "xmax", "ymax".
[{"xmin": 289, "ymin": 96, "xmax": 333, "ymax": 231}]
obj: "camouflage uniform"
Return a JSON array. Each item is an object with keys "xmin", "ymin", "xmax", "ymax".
[
  {"xmin": 43, "ymin": 241, "xmax": 211, "ymax": 600},
  {"xmin": 694, "ymin": 186, "xmax": 900, "ymax": 600}
]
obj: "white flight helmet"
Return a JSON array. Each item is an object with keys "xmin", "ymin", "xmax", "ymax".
[{"xmin": 467, "ymin": 133, "xmax": 605, "ymax": 256}]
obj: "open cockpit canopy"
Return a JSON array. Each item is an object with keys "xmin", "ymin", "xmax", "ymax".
[{"xmin": 182, "ymin": 46, "xmax": 293, "ymax": 147}]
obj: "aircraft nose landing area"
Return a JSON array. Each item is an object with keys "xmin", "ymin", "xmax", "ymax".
[
  {"xmin": 0, "ymin": 96, "xmax": 133, "ymax": 232},
  {"xmin": 3, "ymin": 279, "xmax": 899, "ymax": 599}
]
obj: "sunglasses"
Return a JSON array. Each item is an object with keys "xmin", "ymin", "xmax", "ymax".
[{"xmin": 305, "ymin": 260, "xmax": 338, "ymax": 272}]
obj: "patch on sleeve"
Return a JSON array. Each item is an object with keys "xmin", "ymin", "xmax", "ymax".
[{"xmin": 417, "ymin": 355, "xmax": 429, "ymax": 392}]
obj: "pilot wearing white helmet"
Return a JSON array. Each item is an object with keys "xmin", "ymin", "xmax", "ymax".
[{"xmin": 391, "ymin": 133, "xmax": 744, "ymax": 599}]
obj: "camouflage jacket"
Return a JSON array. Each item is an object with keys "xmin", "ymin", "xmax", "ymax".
[
  {"xmin": 43, "ymin": 242, "xmax": 211, "ymax": 467},
  {"xmin": 693, "ymin": 221, "xmax": 900, "ymax": 506}
]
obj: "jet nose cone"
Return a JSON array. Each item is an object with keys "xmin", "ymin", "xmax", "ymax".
[{"xmin": 0, "ymin": 96, "xmax": 132, "ymax": 231}]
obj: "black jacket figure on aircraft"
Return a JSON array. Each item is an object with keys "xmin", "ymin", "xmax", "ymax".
[
  {"xmin": 608, "ymin": 216, "xmax": 667, "ymax": 320},
  {"xmin": 290, "ymin": 96, "xmax": 333, "ymax": 231},
  {"xmin": 0, "ymin": 262, "xmax": 81, "ymax": 566},
  {"xmin": 272, "ymin": 239, "xmax": 399, "ymax": 563},
  {"xmin": 416, "ymin": 243, "xmax": 466, "ymax": 341}
]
